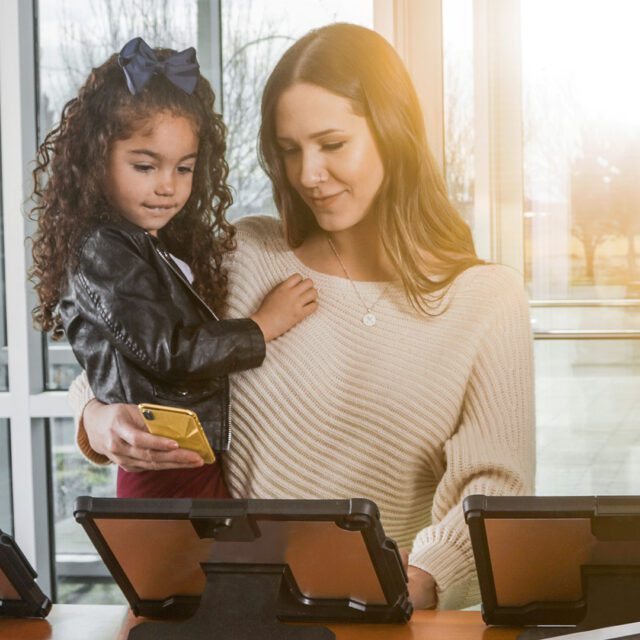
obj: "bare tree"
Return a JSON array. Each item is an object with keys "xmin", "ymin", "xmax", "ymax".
[
  {"xmin": 54, "ymin": 0, "xmax": 195, "ymax": 106},
  {"xmin": 570, "ymin": 140, "xmax": 616, "ymax": 283},
  {"xmin": 444, "ymin": 53, "xmax": 474, "ymax": 228},
  {"xmin": 609, "ymin": 135, "xmax": 640, "ymax": 283},
  {"xmin": 221, "ymin": 3, "xmax": 294, "ymax": 218}
]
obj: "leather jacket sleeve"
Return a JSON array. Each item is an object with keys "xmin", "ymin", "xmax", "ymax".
[{"xmin": 66, "ymin": 225, "xmax": 265, "ymax": 383}]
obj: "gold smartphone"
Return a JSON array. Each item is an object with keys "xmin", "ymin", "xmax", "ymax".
[{"xmin": 138, "ymin": 403, "xmax": 216, "ymax": 464}]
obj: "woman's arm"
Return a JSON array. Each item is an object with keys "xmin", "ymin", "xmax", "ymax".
[
  {"xmin": 408, "ymin": 270, "xmax": 535, "ymax": 610},
  {"xmin": 70, "ymin": 371, "xmax": 203, "ymax": 471},
  {"xmin": 399, "ymin": 550, "xmax": 438, "ymax": 609}
]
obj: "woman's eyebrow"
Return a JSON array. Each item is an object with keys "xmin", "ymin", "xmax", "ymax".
[
  {"xmin": 310, "ymin": 128, "xmax": 345, "ymax": 139},
  {"xmin": 276, "ymin": 128, "xmax": 346, "ymax": 143},
  {"xmin": 127, "ymin": 149, "xmax": 198, "ymax": 161}
]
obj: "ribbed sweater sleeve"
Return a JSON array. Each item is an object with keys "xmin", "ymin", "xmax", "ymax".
[
  {"xmin": 68, "ymin": 370, "xmax": 109, "ymax": 466},
  {"xmin": 408, "ymin": 271, "xmax": 535, "ymax": 608}
]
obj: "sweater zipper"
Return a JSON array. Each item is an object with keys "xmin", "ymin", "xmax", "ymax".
[{"xmin": 154, "ymin": 243, "xmax": 232, "ymax": 450}]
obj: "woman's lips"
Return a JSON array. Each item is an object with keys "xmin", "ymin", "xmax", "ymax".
[{"xmin": 309, "ymin": 191, "xmax": 345, "ymax": 208}]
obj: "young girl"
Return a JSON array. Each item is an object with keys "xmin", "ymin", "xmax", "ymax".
[{"xmin": 29, "ymin": 37, "xmax": 317, "ymax": 499}]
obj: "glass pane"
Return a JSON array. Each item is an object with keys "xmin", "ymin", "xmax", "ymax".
[
  {"xmin": 49, "ymin": 418, "xmax": 122, "ymax": 604},
  {"xmin": 522, "ymin": 0, "xmax": 640, "ymax": 301},
  {"xmin": 522, "ymin": 2, "xmax": 640, "ymax": 497},
  {"xmin": 531, "ymin": 302, "xmax": 640, "ymax": 336},
  {"xmin": 221, "ymin": 0, "xmax": 374, "ymax": 221},
  {"xmin": 536, "ymin": 341, "xmax": 640, "ymax": 495},
  {"xmin": 443, "ymin": 0, "xmax": 478, "ymax": 248},
  {"xmin": 0, "ymin": 126, "xmax": 8, "ymax": 391},
  {"xmin": 44, "ymin": 336, "xmax": 83, "ymax": 391},
  {"xmin": 37, "ymin": 0, "xmax": 208, "ymax": 390},
  {"xmin": 38, "ymin": 1, "xmax": 199, "ymax": 126},
  {"xmin": 0, "ymin": 420, "xmax": 12, "ymax": 534}
]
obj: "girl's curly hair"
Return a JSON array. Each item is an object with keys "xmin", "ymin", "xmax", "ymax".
[{"xmin": 30, "ymin": 48, "xmax": 235, "ymax": 338}]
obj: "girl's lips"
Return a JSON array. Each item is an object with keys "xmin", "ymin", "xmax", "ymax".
[{"xmin": 143, "ymin": 204, "xmax": 176, "ymax": 211}]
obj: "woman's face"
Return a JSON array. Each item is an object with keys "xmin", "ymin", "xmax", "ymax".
[{"xmin": 275, "ymin": 82, "xmax": 384, "ymax": 234}]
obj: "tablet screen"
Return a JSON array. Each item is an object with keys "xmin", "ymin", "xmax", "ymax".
[
  {"xmin": 0, "ymin": 567, "xmax": 20, "ymax": 600},
  {"xmin": 94, "ymin": 517, "xmax": 387, "ymax": 604}
]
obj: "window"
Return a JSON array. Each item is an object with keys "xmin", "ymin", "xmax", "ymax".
[
  {"xmin": 0, "ymin": 85, "xmax": 11, "ymax": 540},
  {"xmin": 443, "ymin": 0, "xmax": 475, "ymax": 245},
  {"xmin": 0, "ymin": 420, "xmax": 12, "ymax": 534},
  {"xmin": 49, "ymin": 418, "xmax": 121, "ymax": 603},
  {"xmin": 443, "ymin": 0, "xmax": 640, "ymax": 496},
  {"xmin": 0, "ymin": 126, "xmax": 8, "ymax": 391},
  {"xmin": 521, "ymin": 0, "xmax": 640, "ymax": 496}
]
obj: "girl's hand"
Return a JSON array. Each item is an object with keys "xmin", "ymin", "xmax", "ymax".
[
  {"xmin": 400, "ymin": 549, "xmax": 438, "ymax": 609},
  {"xmin": 83, "ymin": 399, "xmax": 204, "ymax": 472},
  {"xmin": 250, "ymin": 273, "xmax": 318, "ymax": 342}
]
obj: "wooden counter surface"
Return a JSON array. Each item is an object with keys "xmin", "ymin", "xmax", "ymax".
[{"xmin": 0, "ymin": 605, "xmax": 523, "ymax": 639}]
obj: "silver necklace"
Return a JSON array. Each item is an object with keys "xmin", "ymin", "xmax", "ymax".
[{"xmin": 327, "ymin": 235, "xmax": 391, "ymax": 327}]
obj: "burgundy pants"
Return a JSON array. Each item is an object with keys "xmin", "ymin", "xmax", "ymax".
[{"xmin": 116, "ymin": 461, "xmax": 230, "ymax": 498}]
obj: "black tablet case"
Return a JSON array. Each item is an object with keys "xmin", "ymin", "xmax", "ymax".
[
  {"xmin": 74, "ymin": 497, "xmax": 412, "ymax": 625},
  {"xmin": 0, "ymin": 529, "xmax": 51, "ymax": 618},
  {"xmin": 464, "ymin": 494, "xmax": 640, "ymax": 631}
]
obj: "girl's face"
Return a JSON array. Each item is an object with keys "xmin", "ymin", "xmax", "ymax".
[
  {"xmin": 105, "ymin": 112, "xmax": 198, "ymax": 236},
  {"xmin": 275, "ymin": 82, "xmax": 384, "ymax": 234}
]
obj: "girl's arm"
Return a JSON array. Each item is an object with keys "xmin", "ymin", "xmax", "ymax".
[
  {"xmin": 408, "ymin": 269, "xmax": 535, "ymax": 610},
  {"xmin": 64, "ymin": 225, "xmax": 265, "ymax": 381}
]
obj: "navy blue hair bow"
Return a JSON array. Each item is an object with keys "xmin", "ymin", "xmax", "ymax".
[{"xmin": 118, "ymin": 37, "xmax": 200, "ymax": 96}]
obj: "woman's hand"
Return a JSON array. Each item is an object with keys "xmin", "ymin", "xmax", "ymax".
[
  {"xmin": 83, "ymin": 399, "xmax": 204, "ymax": 472},
  {"xmin": 400, "ymin": 550, "xmax": 438, "ymax": 609}
]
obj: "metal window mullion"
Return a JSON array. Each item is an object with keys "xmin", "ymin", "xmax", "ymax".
[
  {"xmin": 373, "ymin": 0, "xmax": 445, "ymax": 172},
  {"xmin": 373, "ymin": 0, "xmax": 395, "ymax": 44},
  {"xmin": 0, "ymin": 0, "xmax": 51, "ymax": 594},
  {"xmin": 198, "ymin": 0, "xmax": 223, "ymax": 108},
  {"xmin": 473, "ymin": 0, "xmax": 524, "ymax": 272},
  {"xmin": 531, "ymin": 300, "xmax": 640, "ymax": 308},
  {"xmin": 29, "ymin": 392, "xmax": 74, "ymax": 418},
  {"xmin": 534, "ymin": 330, "xmax": 640, "ymax": 340}
]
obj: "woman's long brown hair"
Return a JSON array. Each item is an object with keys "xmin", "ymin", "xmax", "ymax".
[
  {"xmin": 259, "ymin": 23, "xmax": 484, "ymax": 314},
  {"xmin": 30, "ymin": 48, "xmax": 234, "ymax": 338}
]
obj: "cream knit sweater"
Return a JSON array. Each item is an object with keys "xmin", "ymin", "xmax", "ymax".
[{"xmin": 70, "ymin": 215, "xmax": 535, "ymax": 610}]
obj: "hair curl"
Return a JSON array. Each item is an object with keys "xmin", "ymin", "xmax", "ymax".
[
  {"xmin": 30, "ymin": 48, "xmax": 234, "ymax": 338},
  {"xmin": 259, "ymin": 23, "xmax": 484, "ymax": 314}
]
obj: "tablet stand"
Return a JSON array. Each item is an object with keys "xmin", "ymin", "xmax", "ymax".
[
  {"xmin": 128, "ymin": 563, "xmax": 336, "ymax": 640},
  {"xmin": 517, "ymin": 565, "xmax": 640, "ymax": 639}
]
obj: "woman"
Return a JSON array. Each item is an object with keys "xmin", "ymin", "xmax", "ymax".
[{"xmin": 71, "ymin": 23, "xmax": 535, "ymax": 610}]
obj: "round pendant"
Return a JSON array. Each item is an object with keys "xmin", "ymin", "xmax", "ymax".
[{"xmin": 362, "ymin": 312, "xmax": 377, "ymax": 327}]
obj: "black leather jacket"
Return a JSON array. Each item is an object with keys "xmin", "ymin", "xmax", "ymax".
[{"xmin": 60, "ymin": 218, "xmax": 265, "ymax": 452}]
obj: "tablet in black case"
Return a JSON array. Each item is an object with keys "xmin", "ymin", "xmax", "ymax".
[
  {"xmin": 464, "ymin": 494, "xmax": 640, "ymax": 632},
  {"xmin": 0, "ymin": 529, "xmax": 51, "ymax": 618},
  {"xmin": 74, "ymin": 497, "xmax": 412, "ymax": 627}
]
